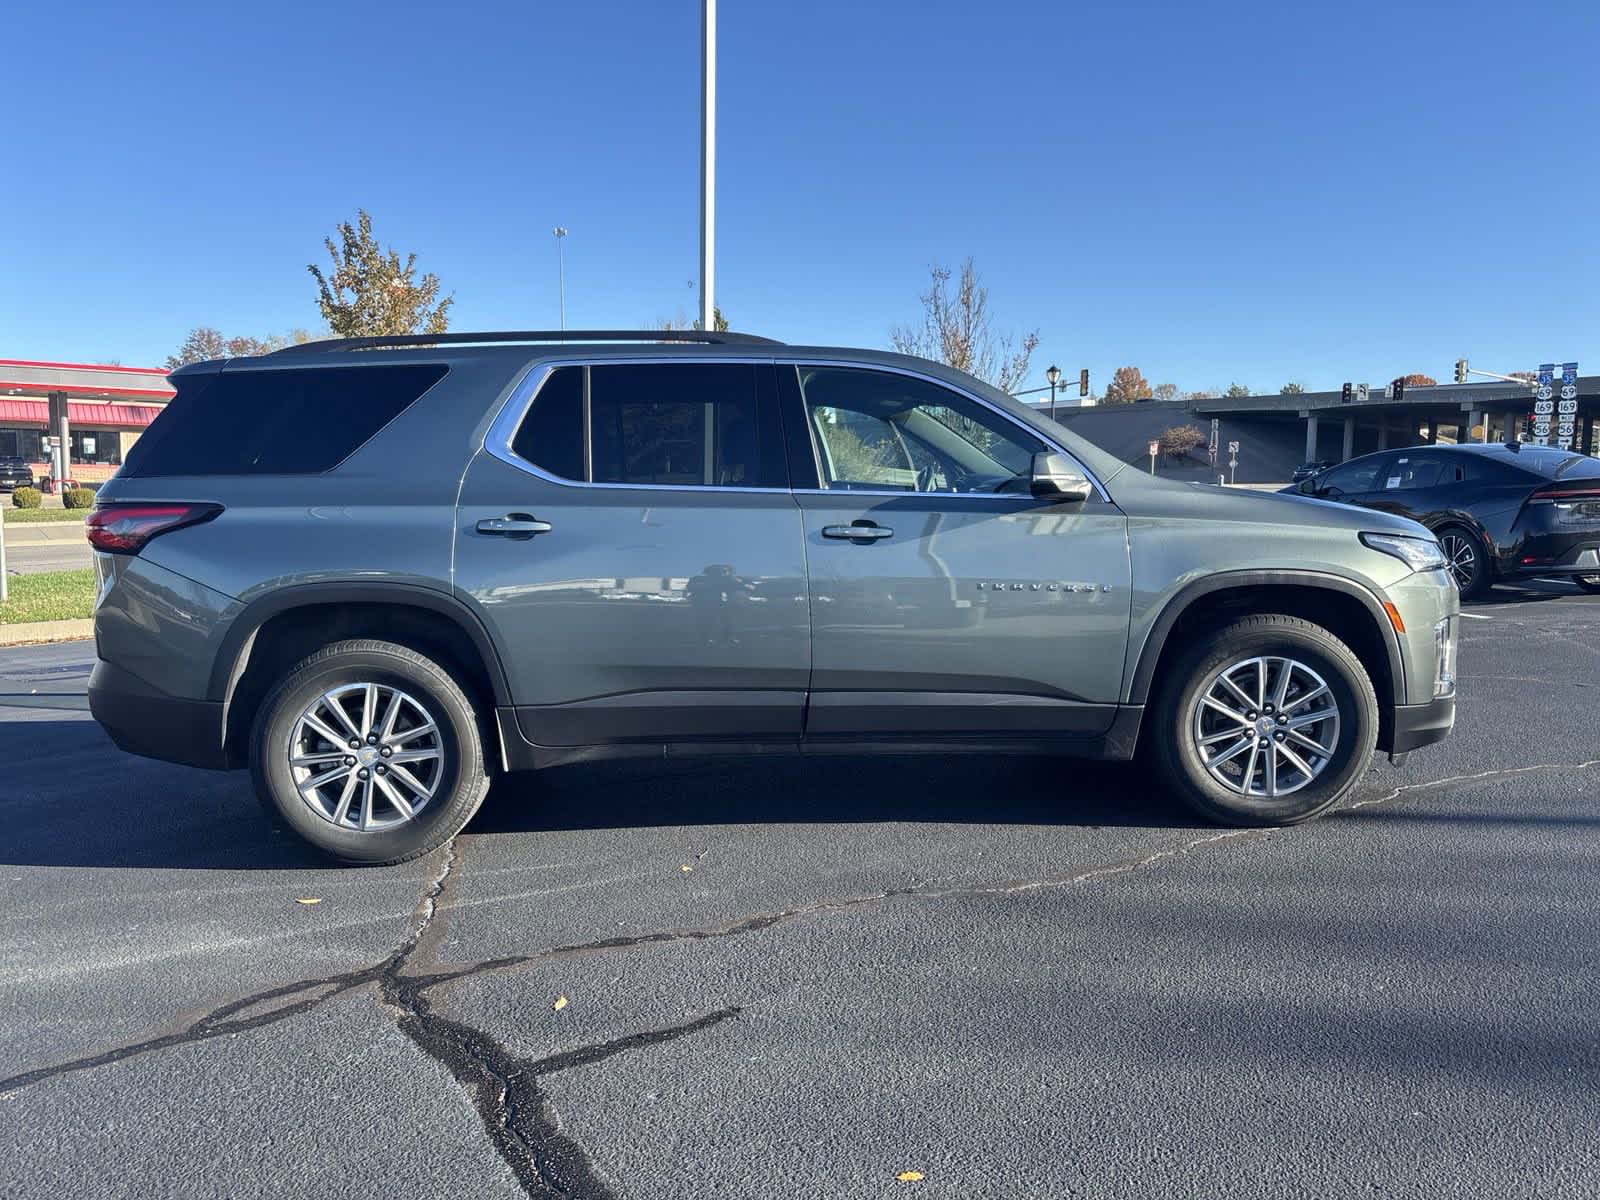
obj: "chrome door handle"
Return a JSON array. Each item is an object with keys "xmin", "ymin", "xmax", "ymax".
[
  {"xmin": 822, "ymin": 523, "xmax": 893, "ymax": 541},
  {"xmin": 477, "ymin": 515, "xmax": 553, "ymax": 535}
]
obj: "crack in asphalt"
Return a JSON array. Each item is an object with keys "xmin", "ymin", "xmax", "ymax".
[
  {"xmin": 1344, "ymin": 759, "xmax": 1600, "ymax": 812},
  {"xmin": 10, "ymin": 757, "xmax": 1598, "ymax": 1187}
]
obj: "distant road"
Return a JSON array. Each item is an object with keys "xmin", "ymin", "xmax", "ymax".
[{"xmin": 3, "ymin": 541, "xmax": 91, "ymax": 576}]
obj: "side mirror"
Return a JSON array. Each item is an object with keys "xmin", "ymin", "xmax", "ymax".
[
  {"xmin": 1297, "ymin": 478, "xmax": 1318, "ymax": 495},
  {"xmin": 1029, "ymin": 452, "xmax": 1092, "ymax": 502}
]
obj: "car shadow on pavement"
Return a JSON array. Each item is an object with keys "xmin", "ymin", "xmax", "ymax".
[
  {"xmin": 471, "ymin": 752, "xmax": 1205, "ymax": 836},
  {"xmin": 0, "ymin": 718, "xmax": 1204, "ymax": 871},
  {"xmin": 1466, "ymin": 580, "xmax": 1593, "ymax": 608},
  {"xmin": 0, "ymin": 717, "xmax": 340, "ymax": 872}
]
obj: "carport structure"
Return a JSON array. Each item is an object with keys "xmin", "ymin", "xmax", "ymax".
[{"xmin": 1190, "ymin": 377, "xmax": 1600, "ymax": 465}]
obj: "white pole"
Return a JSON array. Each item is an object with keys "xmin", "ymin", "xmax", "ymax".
[
  {"xmin": 1, "ymin": 500, "xmax": 8, "ymax": 605},
  {"xmin": 699, "ymin": 0, "xmax": 716, "ymax": 332},
  {"xmin": 552, "ymin": 227, "xmax": 568, "ymax": 332}
]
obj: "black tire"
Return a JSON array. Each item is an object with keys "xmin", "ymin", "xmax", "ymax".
[
  {"xmin": 250, "ymin": 639, "xmax": 490, "ymax": 865},
  {"xmin": 1147, "ymin": 613, "xmax": 1379, "ymax": 827},
  {"xmin": 1575, "ymin": 575, "xmax": 1600, "ymax": 595},
  {"xmin": 1436, "ymin": 524, "xmax": 1491, "ymax": 599}
]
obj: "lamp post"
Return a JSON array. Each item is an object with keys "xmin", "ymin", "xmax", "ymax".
[
  {"xmin": 552, "ymin": 227, "xmax": 568, "ymax": 331},
  {"xmin": 699, "ymin": 0, "xmax": 716, "ymax": 332},
  {"xmin": 1046, "ymin": 364, "xmax": 1061, "ymax": 421}
]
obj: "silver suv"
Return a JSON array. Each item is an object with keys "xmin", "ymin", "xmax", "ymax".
[{"xmin": 87, "ymin": 331, "xmax": 1458, "ymax": 863}]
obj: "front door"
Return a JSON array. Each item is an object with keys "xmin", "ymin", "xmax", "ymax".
[
  {"xmin": 783, "ymin": 364, "xmax": 1131, "ymax": 737},
  {"xmin": 455, "ymin": 359, "xmax": 810, "ymax": 745}
]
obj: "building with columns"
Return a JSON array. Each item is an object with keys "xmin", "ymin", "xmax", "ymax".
[
  {"xmin": 0, "ymin": 359, "xmax": 174, "ymax": 484},
  {"xmin": 1188, "ymin": 377, "xmax": 1599, "ymax": 464}
]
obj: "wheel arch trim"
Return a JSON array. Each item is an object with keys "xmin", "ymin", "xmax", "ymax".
[
  {"xmin": 1126, "ymin": 569, "xmax": 1407, "ymax": 709},
  {"xmin": 209, "ymin": 582, "xmax": 514, "ymax": 710}
]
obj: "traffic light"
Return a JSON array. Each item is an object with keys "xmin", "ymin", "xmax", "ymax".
[
  {"xmin": 1392, "ymin": 377, "xmax": 1407, "ymax": 403},
  {"xmin": 1454, "ymin": 358, "xmax": 1468, "ymax": 384},
  {"xmin": 1078, "ymin": 368, "xmax": 1089, "ymax": 398},
  {"xmin": 1341, "ymin": 382, "xmax": 1353, "ymax": 404}
]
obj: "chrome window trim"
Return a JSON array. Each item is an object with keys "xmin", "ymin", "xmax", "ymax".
[
  {"xmin": 484, "ymin": 354, "xmax": 1111, "ymax": 503},
  {"xmin": 782, "ymin": 359, "xmax": 1112, "ymax": 503}
]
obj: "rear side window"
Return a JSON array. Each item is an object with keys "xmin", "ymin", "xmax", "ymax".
[
  {"xmin": 510, "ymin": 362, "xmax": 785, "ymax": 488},
  {"xmin": 121, "ymin": 364, "xmax": 447, "ymax": 477},
  {"xmin": 1380, "ymin": 456, "xmax": 1443, "ymax": 490}
]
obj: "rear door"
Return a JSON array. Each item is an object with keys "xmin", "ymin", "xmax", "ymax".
[
  {"xmin": 454, "ymin": 358, "xmax": 810, "ymax": 746},
  {"xmin": 1363, "ymin": 451, "xmax": 1448, "ymax": 520},
  {"xmin": 781, "ymin": 362, "xmax": 1131, "ymax": 737}
]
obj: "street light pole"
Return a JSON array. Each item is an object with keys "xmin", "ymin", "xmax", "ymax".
[
  {"xmin": 551, "ymin": 227, "xmax": 568, "ymax": 331},
  {"xmin": 699, "ymin": 0, "xmax": 716, "ymax": 333},
  {"xmin": 1046, "ymin": 364, "xmax": 1061, "ymax": 422}
]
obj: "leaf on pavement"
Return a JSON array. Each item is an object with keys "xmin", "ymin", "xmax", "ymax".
[
  {"xmin": 896, "ymin": 1171, "xmax": 924, "ymax": 1182},
  {"xmin": 553, "ymin": 995, "xmax": 568, "ymax": 1011},
  {"xmin": 295, "ymin": 898, "xmax": 322, "ymax": 905},
  {"xmin": 680, "ymin": 864, "xmax": 694, "ymax": 872}
]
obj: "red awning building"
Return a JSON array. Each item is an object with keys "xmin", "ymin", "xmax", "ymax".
[{"xmin": 0, "ymin": 359, "xmax": 174, "ymax": 483}]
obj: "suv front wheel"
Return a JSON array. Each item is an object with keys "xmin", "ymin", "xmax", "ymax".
[
  {"xmin": 250, "ymin": 639, "xmax": 491, "ymax": 864},
  {"xmin": 1149, "ymin": 614, "xmax": 1379, "ymax": 826}
]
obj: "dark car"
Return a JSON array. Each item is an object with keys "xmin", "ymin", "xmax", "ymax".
[
  {"xmin": 1287, "ymin": 443, "xmax": 1600, "ymax": 597},
  {"xmin": 1292, "ymin": 460, "xmax": 1331, "ymax": 483},
  {"xmin": 0, "ymin": 456, "xmax": 36, "ymax": 491}
]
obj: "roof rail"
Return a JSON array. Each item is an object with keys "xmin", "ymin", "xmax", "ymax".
[{"xmin": 270, "ymin": 329, "xmax": 784, "ymax": 355}]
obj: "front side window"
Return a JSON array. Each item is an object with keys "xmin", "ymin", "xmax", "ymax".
[
  {"xmin": 797, "ymin": 366, "xmax": 1046, "ymax": 493},
  {"xmin": 511, "ymin": 362, "xmax": 782, "ymax": 488},
  {"xmin": 1318, "ymin": 456, "xmax": 1384, "ymax": 495}
]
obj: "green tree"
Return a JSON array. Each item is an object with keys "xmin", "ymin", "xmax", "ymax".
[
  {"xmin": 1103, "ymin": 366, "xmax": 1153, "ymax": 405},
  {"xmin": 1279, "ymin": 381, "xmax": 1305, "ymax": 395},
  {"xmin": 309, "ymin": 209, "xmax": 453, "ymax": 338},
  {"xmin": 1224, "ymin": 382, "xmax": 1252, "ymax": 398},
  {"xmin": 891, "ymin": 258, "xmax": 1039, "ymax": 393}
]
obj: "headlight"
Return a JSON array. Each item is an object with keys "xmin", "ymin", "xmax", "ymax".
[{"xmin": 1360, "ymin": 532, "xmax": 1448, "ymax": 574}]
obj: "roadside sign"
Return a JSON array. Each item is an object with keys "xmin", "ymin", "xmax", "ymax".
[
  {"xmin": 1356, "ymin": 383, "xmax": 1370, "ymax": 403},
  {"xmin": 1227, "ymin": 440, "xmax": 1240, "ymax": 454},
  {"xmin": 1558, "ymin": 362, "xmax": 1579, "ymax": 448},
  {"xmin": 1532, "ymin": 365, "xmax": 1555, "ymax": 444},
  {"xmin": 1148, "ymin": 440, "xmax": 1159, "ymax": 474}
]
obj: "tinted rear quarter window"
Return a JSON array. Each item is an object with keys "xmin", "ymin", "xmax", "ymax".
[{"xmin": 121, "ymin": 364, "xmax": 447, "ymax": 477}]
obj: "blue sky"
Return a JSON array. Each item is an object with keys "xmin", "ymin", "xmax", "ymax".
[{"xmin": 4, "ymin": 0, "xmax": 1595, "ymax": 395}]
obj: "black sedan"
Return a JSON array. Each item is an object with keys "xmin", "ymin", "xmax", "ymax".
[
  {"xmin": 0, "ymin": 456, "xmax": 36, "ymax": 492},
  {"xmin": 1286, "ymin": 443, "xmax": 1600, "ymax": 597}
]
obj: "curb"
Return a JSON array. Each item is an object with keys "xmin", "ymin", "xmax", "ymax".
[{"xmin": 0, "ymin": 619, "xmax": 94, "ymax": 647}]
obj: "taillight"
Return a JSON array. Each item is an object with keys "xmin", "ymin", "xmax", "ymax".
[
  {"xmin": 85, "ymin": 503, "xmax": 222, "ymax": 554},
  {"xmin": 1530, "ymin": 486, "xmax": 1600, "ymax": 502}
]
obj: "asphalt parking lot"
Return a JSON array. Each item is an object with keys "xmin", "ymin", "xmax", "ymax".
[{"xmin": 3, "ymin": 583, "xmax": 1598, "ymax": 1199}]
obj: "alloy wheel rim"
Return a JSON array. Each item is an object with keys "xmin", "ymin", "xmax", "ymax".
[
  {"xmin": 1439, "ymin": 533, "xmax": 1476, "ymax": 590},
  {"xmin": 1192, "ymin": 655, "xmax": 1342, "ymax": 799},
  {"xmin": 289, "ymin": 683, "xmax": 444, "ymax": 831}
]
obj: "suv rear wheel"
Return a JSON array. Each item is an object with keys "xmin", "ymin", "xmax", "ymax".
[
  {"xmin": 1148, "ymin": 614, "xmax": 1378, "ymax": 826},
  {"xmin": 250, "ymin": 639, "xmax": 490, "ymax": 864}
]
